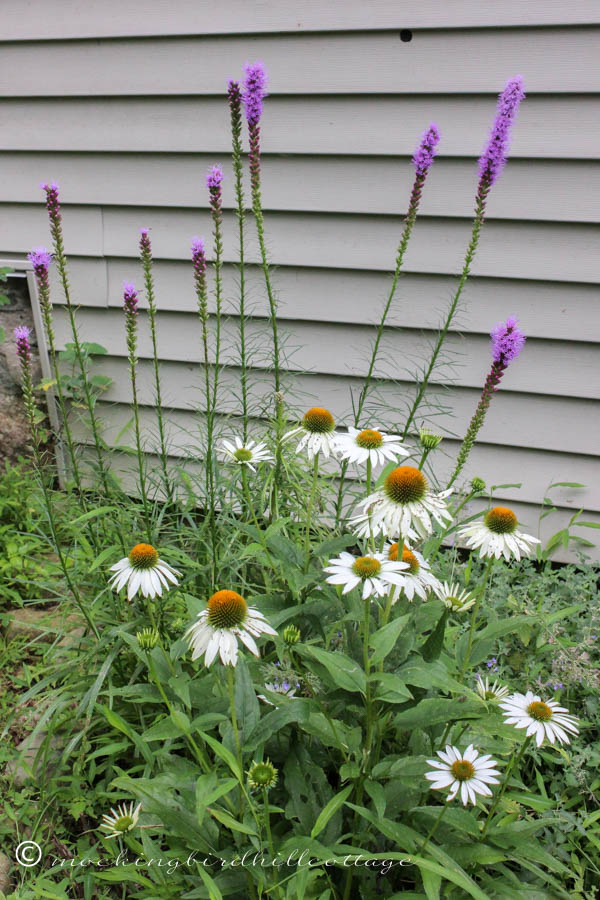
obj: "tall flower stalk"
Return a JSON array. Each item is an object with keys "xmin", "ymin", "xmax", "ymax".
[
  {"xmin": 28, "ymin": 247, "xmax": 83, "ymax": 494},
  {"xmin": 402, "ymin": 76, "xmax": 525, "ymax": 441},
  {"xmin": 448, "ymin": 316, "xmax": 526, "ymax": 487},
  {"xmin": 138, "ymin": 228, "xmax": 173, "ymax": 504},
  {"xmin": 41, "ymin": 183, "xmax": 111, "ymax": 497},
  {"xmin": 335, "ymin": 124, "xmax": 441, "ymax": 524},
  {"xmin": 228, "ymin": 81, "xmax": 250, "ymax": 441},
  {"xmin": 14, "ymin": 326, "xmax": 99, "ymax": 638},
  {"xmin": 242, "ymin": 62, "xmax": 284, "ymax": 512},
  {"xmin": 123, "ymin": 282, "xmax": 152, "ymax": 542},
  {"xmin": 192, "ymin": 237, "xmax": 217, "ymax": 588},
  {"xmin": 206, "ymin": 166, "xmax": 225, "ymax": 419}
]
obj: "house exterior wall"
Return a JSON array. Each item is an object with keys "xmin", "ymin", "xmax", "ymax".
[{"xmin": 1, "ymin": 1, "xmax": 598, "ymax": 557}]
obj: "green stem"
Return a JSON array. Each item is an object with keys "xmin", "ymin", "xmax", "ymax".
[
  {"xmin": 193, "ymin": 248, "xmax": 217, "ymax": 591},
  {"xmin": 227, "ymin": 665, "xmax": 243, "ymax": 775},
  {"xmin": 241, "ymin": 466, "xmax": 260, "ymax": 530},
  {"xmin": 335, "ymin": 174, "xmax": 426, "ymax": 524},
  {"xmin": 146, "ymin": 654, "xmax": 213, "ymax": 778},
  {"xmin": 418, "ymin": 804, "xmax": 448, "ymax": 854},
  {"xmin": 402, "ymin": 194, "xmax": 487, "ymax": 441},
  {"xmin": 342, "ymin": 595, "xmax": 375, "ymax": 900},
  {"xmin": 127, "ymin": 334, "xmax": 152, "ymax": 543},
  {"xmin": 480, "ymin": 736, "xmax": 532, "ymax": 839},
  {"xmin": 459, "ymin": 556, "xmax": 495, "ymax": 681},
  {"xmin": 303, "ymin": 453, "xmax": 320, "ymax": 574},
  {"xmin": 262, "ymin": 787, "xmax": 275, "ymax": 859},
  {"xmin": 50, "ymin": 220, "xmax": 112, "ymax": 500},
  {"xmin": 229, "ymin": 90, "xmax": 249, "ymax": 441},
  {"xmin": 248, "ymin": 124, "xmax": 284, "ymax": 516},
  {"xmin": 140, "ymin": 237, "xmax": 173, "ymax": 505},
  {"xmin": 35, "ymin": 273, "xmax": 105, "ymax": 553}
]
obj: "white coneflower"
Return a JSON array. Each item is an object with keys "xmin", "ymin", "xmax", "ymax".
[
  {"xmin": 384, "ymin": 542, "xmax": 441, "ymax": 602},
  {"xmin": 284, "ymin": 407, "xmax": 338, "ymax": 460},
  {"xmin": 108, "ymin": 544, "xmax": 181, "ymax": 601},
  {"xmin": 323, "ymin": 551, "xmax": 408, "ymax": 600},
  {"xmin": 459, "ymin": 507, "xmax": 540, "ymax": 561},
  {"xmin": 220, "ymin": 435, "xmax": 273, "ymax": 472},
  {"xmin": 435, "ymin": 581, "xmax": 477, "ymax": 613},
  {"xmin": 99, "ymin": 801, "xmax": 142, "ymax": 839},
  {"xmin": 425, "ymin": 745, "xmax": 501, "ymax": 806},
  {"xmin": 185, "ymin": 590, "xmax": 277, "ymax": 667},
  {"xmin": 475, "ymin": 675, "xmax": 510, "ymax": 702},
  {"xmin": 351, "ymin": 466, "xmax": 452, "ymax": 542},
  {"xmin": 334, "ymin": 426, "xmax": 409, "ymax": 468},
  {"xmin": 499, "ymin": 691, "xmax": 579, "ymax": 747}
]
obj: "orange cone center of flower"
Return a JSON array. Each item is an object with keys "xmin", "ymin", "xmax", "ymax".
[
  {"xmin": 351, "ymin": 556, "xmax": 382, "ymax": 578},
  {"xmin": 387, "ymin": 542, "xmax": 401, "ymax": 561},
  {"xmin": 356, "ymin": 429, "xmax": 383, "ymax": 449},
  {"xmin": 128, "ymin": 543, "xmax": 159, "ymax": 568},
  {"xmin": 234, "ymin": 448, "xmax": 253, "ymax": 462},
  {"xmin": 450, "ymin": 760, "xmax": 475, "ymax": 781},
  {"xmin": 402, "ymin": 548, "xmax": 420, "ymax": 574},
  {"xmin": 384, "ymin": 466, "xmax": 427, "ymax": 503},
  {"xmin": 484, "ymin": 506, "xmax": 518, "ymax": 535},
  {"xmin": 527, "ymin": 701, "xmax": 552, "ymax": 722},
  {"xmin": 207, "ymin": 590, "xmax": 248, "ymax": 629},
  {"xmin": 302, "ymin": 407, "xmax": 335, "ymax": 434}
]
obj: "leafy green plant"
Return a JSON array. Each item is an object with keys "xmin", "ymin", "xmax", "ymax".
[{"xmin": 2, "ymin": 66, "xmax": 597, "ymax": 900}]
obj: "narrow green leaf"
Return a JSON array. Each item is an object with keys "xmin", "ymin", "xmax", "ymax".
[
  {"xmin": 70, "ymin": 505, "xmax": 117, "ymax": 525},
  {"xmin": 208, "ymin": 806, "xmax": 256, "ymax": 834},
  {"xmin": 198, "ymin": 730, "xmax": 242, "ymax": 780},
  {"xmin": 310, "ymin": 784, "xmax": 352, "ymax": 838}
]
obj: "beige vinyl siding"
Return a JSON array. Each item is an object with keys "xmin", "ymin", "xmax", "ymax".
[{"xmin": 1, "ymin": 3, "xmax": 599, "ymax": 559}]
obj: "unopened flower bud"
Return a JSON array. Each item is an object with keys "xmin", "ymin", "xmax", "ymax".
[
  {"xmin": 283, "ymin": 624, "xmax": 301, "ymax": 645},
  {"xmin": 248, "ymin": 759, "xmax": 277, "ymax": 789},
  {"xmin": 419, "ymin": 428, "xmax": 442, "ymax": 451},
  {"xmin": 137, "ymin": 627, "xmax": 159, "ymax": 651},
  {"xmin": 470, "ymin": 477, "xmax": 486, "ymax": 493}
]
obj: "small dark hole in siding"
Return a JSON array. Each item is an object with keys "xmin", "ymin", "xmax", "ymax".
[{"xmin": 399, "ymin": 29, "xmax": 413, "ymax": 42}]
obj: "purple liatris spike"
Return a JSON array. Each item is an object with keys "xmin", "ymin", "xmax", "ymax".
[
  {"xmin": 478, "ymin": 76, "xmax": 525, "ymax": 187},
  {"xmin": 228, "ymin": 79, "xmax": 242, "ymax": 108},
  {"xmin": 14, "ymin": 325, "xmax": 32, "ymax": 360},
  {"xmin": 243, "ymin": 61, "xmax": 267, "ymax": 126},
  {"xmin": 448, "ymin": 315, "xmax": 526, "ymax": 486},
  {"xmin": 490, "ymin": 315, "xmax": 526, "ymax": 368},
  {"xmin": 139, "ymin": 227, "xmax": 151, "ymax": 253},
  {"xmin": 412, "ymin": 123, "xmax": 441, "ymax": 177},
  {"xmin": 206, "ymin": 165, "xmax": 224, "ymax": 192},
  {"xmin": 41, "ymin": 182, "xmax": 61, "ymax": 221},
  {"xmin": 123, "ymin": 281, "xmax": 139, "ymax": 315},
  {"xmin": 28, "ymin": 247, "xmax": 52, "ymax": 274},
  {"xmin": 191, "ymin": 237, "xmax": 207, "ymax": 275}
]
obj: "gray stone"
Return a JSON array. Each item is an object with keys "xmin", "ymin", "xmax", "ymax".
[
  {"xmin": 0, "ymin": 851, "xmax": 11, "ymax": 894},
  {"xmin": 5, "ymin": 606, "xmax": 85, "ymax": 645},
  {"xmin": 5, "ymin": 729, "xmax": 63, "ymax": 787}
]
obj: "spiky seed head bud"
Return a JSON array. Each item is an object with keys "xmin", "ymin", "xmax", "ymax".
[
  {"xmin": 419, "ymin": 428, "xmax": 443, "ymax": 450},
  {"xmin": 248, "ymin": 759, "xmax": 278, "ymax": 789},
  {"xmin": 470, "ymin": 477, "xmax": 486, "ymax": 493},
  {"xmin": 283, "ymin": 624, "xmax": 301, "ymax": 645},
  {"xmin": 137, "ymin": 627, "xmax": 159, "ymax": 651}
]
